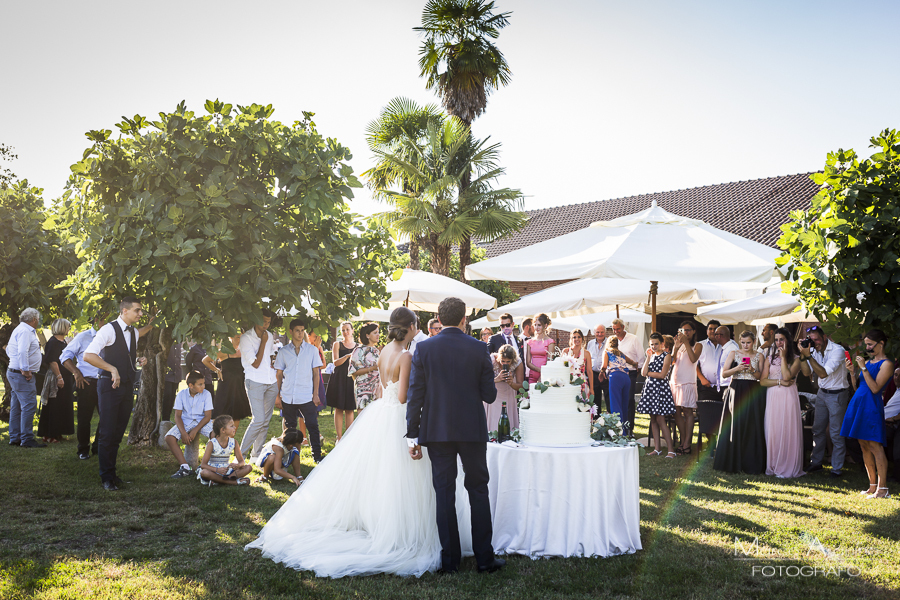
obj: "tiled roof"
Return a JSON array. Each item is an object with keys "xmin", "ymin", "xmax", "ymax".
[{"xmin": 483, "ymin": 172, "xmax": 820, "ymax": 258}]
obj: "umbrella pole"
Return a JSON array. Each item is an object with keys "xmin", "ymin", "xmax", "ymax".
[
  {"xmin": 650, "ymin": 281, "xmax": 658, "ymax": 332},
  {"xmin": 404, "ymin": 291, "xmax": 409, "ymax": 308},
  {"xmin": 616, "ymin": 304, "xmax": 620, "ymax": 319}
]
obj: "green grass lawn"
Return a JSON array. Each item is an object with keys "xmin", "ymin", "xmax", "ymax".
[{"xmin": 1, "ymin": 394, "xmax": 899, "ymax": 600}]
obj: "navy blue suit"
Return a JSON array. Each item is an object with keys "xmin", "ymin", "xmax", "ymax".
[
  {"xmin": 488, "ymin": 332, "xmax": 524, "ymax": 360},
  {"xmin": 406, "ymin": 327, "xmax": 498, "ymax": 571}
]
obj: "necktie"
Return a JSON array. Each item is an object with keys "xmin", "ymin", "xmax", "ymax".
[{"xmin": 125, "ymin": 325, "xmax": 136, "ymax": 361}]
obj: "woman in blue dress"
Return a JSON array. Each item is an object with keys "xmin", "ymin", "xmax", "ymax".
[
  {"xmin": 841, "ymin": 329, "xmax": 894, "ymax": 499},
  {"xmin": 602, "ymin": 337, "xmax": 632, "ymax": 426}
]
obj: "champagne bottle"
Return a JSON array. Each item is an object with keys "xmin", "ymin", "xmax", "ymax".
[{"xmin": 498, "ymin": 401, "xmax": 510, "ymax": 442}]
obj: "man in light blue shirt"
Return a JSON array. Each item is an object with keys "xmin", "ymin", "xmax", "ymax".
[
  {"xmin": 6, "ymin": 307, "xmax": 44, "ymax": 448},
  {"xmin": 61, "ymin": 312, "xmax": 106, "ymax": 459},
  {"xmin": 275, "ymin": 316, "xmax": 324, "ymax": 462}
]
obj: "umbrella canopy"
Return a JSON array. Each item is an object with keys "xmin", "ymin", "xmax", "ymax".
[
  {"xmin": 465, "ymin": 201, "xmax": 782, "ymax": 284},
  {"xmin": 471, "ymin": 308, "xmax": 650, "ymax": 332},
  {"xmin": 351, "ymin": 308, "xmax": 393, "ymax": 323},
  {"xmin": 696, "ymin": 292, "xmax": 816, "ymax": 326},
  {"xmin": 385, "ymin": 269, "xmax": 497, "ymax": 314},
  {"xmin": 467, "ymin": 201, "xmax": 782, "ymax": 330},
  {"xmin": 485, "ymin": 278, "xmax": 768, "ymax": 322}
]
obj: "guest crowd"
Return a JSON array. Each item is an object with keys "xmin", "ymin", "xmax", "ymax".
[{"xmin": 3, "ymin": 300, "xmax": 899, "ymax": 499}]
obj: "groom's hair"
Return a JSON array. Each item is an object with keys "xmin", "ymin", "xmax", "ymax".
[{"xmin": 438, "ymin": 297, "xmax": 466, "ymax": 328}]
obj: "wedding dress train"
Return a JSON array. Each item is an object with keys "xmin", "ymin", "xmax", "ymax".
[{"xmin": 245, "ymin": 380, "xmax": 472, "ymax": 577}]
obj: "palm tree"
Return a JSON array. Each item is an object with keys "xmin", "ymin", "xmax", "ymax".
[
  {"xmin": 370, "ymin": 117, "xmax": 526, "ymax": 277},
  {"xmin": 363, "ymin": 98, "xmax": 444, "ymax": 270},
  {"xmin": 415, "ymin": 0, "xmax": 512, "ymax": 127},
  {"xmin": 415, "ymin": 0, "xmax": 514, "ymax": 278}
]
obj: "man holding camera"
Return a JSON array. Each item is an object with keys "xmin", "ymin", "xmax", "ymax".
[{"xmin": 800, "ymin": 325, "xmax": 851, "ymax": 477}]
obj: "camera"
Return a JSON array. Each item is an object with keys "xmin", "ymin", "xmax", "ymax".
[
  {"xmin": 799, "ymin": 338, "xmax": 812, "ymax": 348},
  {"xmin": 678, "ymin": 328, "xmax": 685, "ymax": 334}
]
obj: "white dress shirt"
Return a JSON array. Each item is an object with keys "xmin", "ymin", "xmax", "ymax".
[
  {"xmin": 239, "ymin": 327, "xmax": 277, "ymax": 385},
  {"xmin": 586, "ymin": 339, "xmax": 605, "ymax": 372},
  {"xmin": 84, "ymin": 317, "xmax": 138, "ymax": 356},
  {"xmin": 717, "ymin": 339, "xmax": 740, "ymax": 390},
  {"xmin": 884, "ymin": 389, "xmax": 900, "ymax": 420},
  {"xmin": 697, "ymin": 338, "xmax": 721, "ymax": 386},
  {"xmin": 408, "ymin": 330, "xmax": 428, "ymax": 356},
  {"xmin": 7, "ymin": 321, "xmax": 42, "ymax": 372},
  {"xmin": 612, "ymin": 332, "xmax": 645, "ymax": 371},
  {"xmin": 810, "ymin": 339, "xmax": 850, "ymax": 390},
  {"xmin": 60, "ymin": 328, "xmax": 101, "ymax": 379}
]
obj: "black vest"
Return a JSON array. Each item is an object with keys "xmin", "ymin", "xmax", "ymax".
[{"xmin": 100, "ymin": 321, "xmax": 137, "ymax": 383}]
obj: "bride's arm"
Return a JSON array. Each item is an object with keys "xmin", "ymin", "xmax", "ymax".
[{"xmin": 396, "ymin": 353, "xmax": 414, "ymax": 405}]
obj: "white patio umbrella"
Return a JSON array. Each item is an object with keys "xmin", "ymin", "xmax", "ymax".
[
  {"xmin": 386, "ymin": 268, "xmax": 497, "ymax": 314},
  {"xmin": 485, "ymin": 278, "xmax": 768, "ymax": 322},
  {"xmin": 696, "ymin": 292, "xmax": 816, "ymax": 326},
  {"xmin": 466, "ymin": 201, "xmax": 782, "ymax": 330},
  {"xmin": 351, "ymin": 308, "xmax": 393, "ymax": 323}
]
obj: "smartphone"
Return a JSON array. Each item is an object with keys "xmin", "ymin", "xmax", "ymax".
[
  {"xmin": 845, "ymin": 351, "xmax": 852, "ymax": 361},
  {"xmin": 741, "ymin": 357, "xmax": 751, "ymax": 365}
]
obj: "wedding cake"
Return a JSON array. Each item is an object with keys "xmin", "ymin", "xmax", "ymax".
[{"xmin": 519, "ymin": 356, "xmax": 593, "ymax": 447}]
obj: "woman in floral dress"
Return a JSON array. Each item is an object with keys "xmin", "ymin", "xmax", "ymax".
[
  {"xmin": 562, "ymin": 328, "xmax": 594, "ymax": 400},
  {"xmin": 349, "ymin": 322, "xmax": 381, "ymax": 410}
]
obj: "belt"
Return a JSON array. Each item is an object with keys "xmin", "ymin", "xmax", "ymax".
[
  {"xmin": 7, "ymin": 368, "xmax": 34, "ymax": 374},
  {"xmin": 819, "ymin": 387, "xmax": 848, "ymax": 394}
]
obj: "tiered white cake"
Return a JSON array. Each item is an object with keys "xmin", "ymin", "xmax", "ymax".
[{"xmin": 519, "ymin": 356, "xmax": 593, "ymax": 447}]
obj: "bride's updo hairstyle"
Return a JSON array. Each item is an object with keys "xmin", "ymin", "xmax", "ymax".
[{"xmin": 388, "ymin": 307, "xmax": 417, "ymax": 342}]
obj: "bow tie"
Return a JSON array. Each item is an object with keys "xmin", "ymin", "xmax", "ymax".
[{"xmin": 125, "ymin": 326, "xmax": 135, "ymax": 333}]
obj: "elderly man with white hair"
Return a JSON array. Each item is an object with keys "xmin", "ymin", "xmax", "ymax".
[
  {"xmin": 6, "ymin": 308, "xmax": 46, "ymax": 448},
  {"xmin": 586, "ymin": 324, "xmax": 609, "ymax": 412},
  {"xmin": 610, "ymin": 318, "xmax": 644, "ymax": 436}
]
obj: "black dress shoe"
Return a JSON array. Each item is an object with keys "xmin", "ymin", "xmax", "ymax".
[
  {"xmin": 102, "ymin": 480, "xmax": 119, "ymax": 491},
  {"xmin": 478, "ymin": 557, "xmax": 506, "ymax": 573},
  {"xmin": 20, "ymin": 440, "xmax": 47, "ymax": 448},
  {"xmin": 436, "ymin": 567, "xmax": 459, "ymax": 575},
  {"xmin": 806, "ymin": 463, "xmax": 823, "ymax": 473},
  {"xmin": 830, "ymin": 470, "xmax": 842, "ymax": 478},
  {"xmin": 8, "ymin": 441, "xmax": 19, "ymax": 446},
  {"xmin": 78, "ymin": 452, "xmax": 90, "ymax": 460}
]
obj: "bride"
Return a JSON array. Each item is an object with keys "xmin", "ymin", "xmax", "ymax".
[{"xmin": 245, "ymin": 307, "xmax": 471, "ymax": 577}]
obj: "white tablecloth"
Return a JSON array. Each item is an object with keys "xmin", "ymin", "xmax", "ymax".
[{"xmin": 486, "ymin": 443, "xmax": 642, "ymax": 558}]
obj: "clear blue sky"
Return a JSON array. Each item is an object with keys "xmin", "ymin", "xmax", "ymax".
[{"xmin": 2, "ymin": 0, "xmax": 898, "ymax": 218}]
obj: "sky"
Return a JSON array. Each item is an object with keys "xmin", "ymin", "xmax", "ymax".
[{"xmin": 2, "ymin": 0, "xmax": 898, "ymax": 220}]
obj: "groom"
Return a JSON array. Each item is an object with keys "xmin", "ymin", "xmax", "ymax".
[{"xmin": 406, "ymin": 297, "xmax": 505, "ymax": 574}]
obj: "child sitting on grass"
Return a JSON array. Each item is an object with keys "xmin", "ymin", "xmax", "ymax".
[
  {"xmin": 198, "ymin": 414, "xmax": 252, "ymax": 486},
  {"xmin": 167, "ymin": 371, "xmax": 213, "ymax": 479},
  {"xmin": 254, "ymin": 429, "xmax": 304, "ymax": 486}
]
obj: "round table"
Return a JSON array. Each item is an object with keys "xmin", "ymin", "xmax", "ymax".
[{"xmin": 486, "ymin": 442, "xmax": 642, "ymax": 558}]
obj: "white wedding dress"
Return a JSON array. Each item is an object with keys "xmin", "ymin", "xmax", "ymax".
[{"xmin": 245, "ymin": 380, "xmax": 472, "ymax": 577}]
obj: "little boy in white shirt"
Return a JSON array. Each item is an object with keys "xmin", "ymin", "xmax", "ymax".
[{"xmin": 167, "ymin": 371, "xmax": 214, "ymax": 478}]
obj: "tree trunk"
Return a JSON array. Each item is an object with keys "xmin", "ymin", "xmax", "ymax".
[
  {"xmin": 0, "ymin": 322, "xmax": 14, "ymax": 421},
  {"xmin": 459, "ymin": 237, "xmax": 471, "ymax": 283},
  {"xmin": 409, "ymin": 239, "xmax": 420, "ymax": 270},
  {"xmin": 128, "ymin": 325, "xmax": 171, "ymax": 445},
  {"xmin": 431, "ymin": 243, "xmax": 451, "ymax": 277}
]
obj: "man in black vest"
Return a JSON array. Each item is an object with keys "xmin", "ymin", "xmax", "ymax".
[{"xmin": 85, "ymin": 297, "xmax": 150, "ymax": 491}]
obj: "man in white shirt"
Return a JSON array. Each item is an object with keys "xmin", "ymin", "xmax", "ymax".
[
  {"xmin": 715, "ymin": 326, "xmax": 740, "ymax": 392},
  {"xmin": 84, "ymin": 297, "xmax": 151, "ymax": 490},
  {"xmin": 697, "ymin": 320, "xmax": 723, "ymax": 400},
  {"xmin": 6, "ymin": 307, "xmax": 44, "ymax": 448},
  {"xmin": 408, "ymin": 326, "xmax": 429, "ymax": 357},
  {"xmin": 61, "ymin": 311, "xmax": 108, "ymax": 459},
  {"xmin": 884, "ymin": 367, "xmax": 900, "ymax": 483},
  {"xmin": 585, "ymin": 324, "xmax": 609, "ymax": 412},
  {"xmin": 799, "ymin": 325, "xmax": 851, "ymax": 477},
  {"xmin": 239, "ymin": 309, "xmax": 279, "ymax": 461},
  {"xmin": 611, "ymin": 319, "xmax": 644, "ymax": 436}
]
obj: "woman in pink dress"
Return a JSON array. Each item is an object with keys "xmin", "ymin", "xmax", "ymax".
[
  {"xmin": 671, "ymin": 320, "xmax": 702, "ymax": 455},
  {"xmin": 486, "ymin": 344, "xmax": 523, "ymax": 432},
  {"xmin": 760, "ymin": 328, "xmax": 805, "ymax": 478},
  {"xmin": 525, "ymin": 313, "xmax": 556, "ymax": 385}
]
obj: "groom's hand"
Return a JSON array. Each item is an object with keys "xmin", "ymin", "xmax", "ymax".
[{"xmin": 409, "ymin": 445, "xmax": 423, "ymax": 460}]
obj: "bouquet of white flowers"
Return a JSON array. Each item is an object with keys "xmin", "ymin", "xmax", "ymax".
[{"xmin": 591, "ymin": 412, "xmax": 641, "ymax": 447}]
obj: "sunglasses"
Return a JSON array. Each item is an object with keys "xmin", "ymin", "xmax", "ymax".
[{"xmin": 805, "ymin": 326, "xmax": 823, "ymax": 334}]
